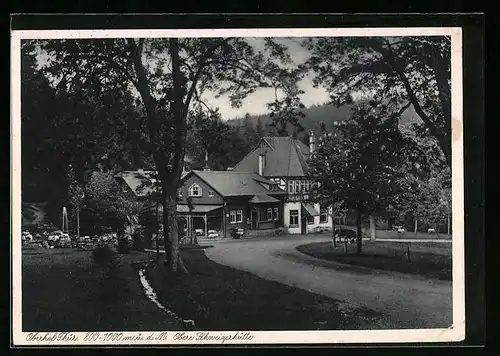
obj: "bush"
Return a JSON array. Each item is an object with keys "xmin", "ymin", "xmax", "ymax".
[
  {"xmin": 117, "ymin": 237, "xmax": 131, "ymax": 254},
  {"xmin": 143, "ymin": 230, "xmax": 153, "ymax": 249},
  {"xmin": 132, "ymin": 230, "xmax": 145, "ymax": 251},
  {"xmin": 92, "ymin": 244, "xmax": 115, "ymax": 265}
]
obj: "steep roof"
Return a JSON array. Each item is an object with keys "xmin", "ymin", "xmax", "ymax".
[
  {"xmin": 116, "ymin": 169, "xmax": 189, "ymax": 197},
  {"xmin": 189, "ymin": 170, "xmax": 286, "ymax": 198},
  {"xmin": 233, "ymin": 136, "xmax": 311, "ymax": 177},
  {"xmin": 248, "ymin": 194, "xmax": 280, "ymax": 204}
]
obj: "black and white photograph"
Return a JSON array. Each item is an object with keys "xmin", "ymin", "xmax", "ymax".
[{"xmin": 11, "ymin": 26, "xmax": 465, "ymax": 345}]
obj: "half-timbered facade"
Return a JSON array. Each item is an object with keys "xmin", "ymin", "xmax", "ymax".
[{"xmin": 232, "ymin": 133, "xmax": 334, "ymax": 234}]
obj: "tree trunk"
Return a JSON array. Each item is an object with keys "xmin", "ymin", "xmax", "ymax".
[
  {"xmin": 155, "ymin": 202, "xmax": 160, "ymax": 262},
  {"xmin": 162, "ymin": 192, "xmax": 188, "ymax": 274},
  {"xmin": 447, "ymin": 204, "xmax": 451, "ymax": 235},
  {"xmin": 369, "ymin": 215, "xmax": 376, "ymax": 242},
  {"xmin": 332, "ymin": 213, "xmax": 336, "ymax": 248},
  {"xmin": 356, "ymin": 209, "xmax": 362, "ymax": 255},
  {"xmin": 76, "ymin": 199, "xmax": 80, "ymax": 239}
]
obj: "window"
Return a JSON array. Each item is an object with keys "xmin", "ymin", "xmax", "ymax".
[
  {"xmin": 177, "ymin": 189, "xmax": 182, "ymax": 197},
  {"xmin": 295, "ymin": 180, "xmax": 301, "ymax": 193},
  {"xmin": 188, "ymin": 183, "xmax": 202, "ymax": 197},
  {"xmin": 122, "ymin": 182, "xmax": 127, "ymax": 193},
  {"xmin": 274, "ymin": 207, "xmax": 279, "ymax": 220},
  {"xmin": 267, "ymin": 208, "xmax": 273, "ymax": 221},
  {"xmin": 306, "ymin": 216, "xmax": 314, "ymax": 225},
  {"xmin": 288, "ymin": 180, "xmax": 294, "ymax": 194},
  {"xmin": 208, "ymin": 191, "xmax": 214, "ymax": 198},
  {"xmin": 230, "ymin": 209, "xmax": 243, "ymax": 223},
  {"xmin": 320, "ymin": 208, "xmax": 329, "ymax": 224},
  {"xmin": 289, "ymin": 210, "xmax": 299, "ymax": 226}
]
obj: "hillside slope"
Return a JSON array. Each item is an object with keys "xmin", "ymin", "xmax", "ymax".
[{"xmin": 227, "ymin": 103, "xmax": 418, "ymax": 136}]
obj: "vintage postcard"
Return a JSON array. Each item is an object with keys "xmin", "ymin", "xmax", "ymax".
[{"xmin": 11, "ymin": 26, "xmax": 465, "ymax": 346}]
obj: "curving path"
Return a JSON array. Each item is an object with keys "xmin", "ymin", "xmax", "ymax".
[{"xmin": 204, "ymin": 235, "xmax": 453, "ymax": 329}]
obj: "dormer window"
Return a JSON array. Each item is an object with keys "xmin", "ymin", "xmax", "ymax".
[{"xmin": 188, "ymin": 183, "xmax": 202, "ymax": 197}]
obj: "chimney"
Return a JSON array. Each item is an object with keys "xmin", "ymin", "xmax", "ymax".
[
  {"xmin": 203, "ymin": 151, "xmax": 210, "ymax": 171},
  {"xmin": 258, "ymin": 153, "xmax": 265, "ymax": 176},
  {"xmin": 309, "ymin": 130, "xmax": 315, "ymax": 153}
]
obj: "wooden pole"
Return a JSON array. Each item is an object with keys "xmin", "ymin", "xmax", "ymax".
[
  {"xmin": 77, "ymin": 199, "xmax": 80, "ymax": 239},
  {"xmin": 332, "ymin": 211, "xmax": 336, "ymax": 248},
  {"xmin": 156, "ymin": 202, "xmax": 160, "ymax": 261},
  {"xmin": 447, "ymin": 203, "xmax": 451, "ymax": 235},
  {"xmin": 204, "ymin": 214, "xmax": 208, "ymax": 238},
  {"xmin": 369, "ymin": 215, "xmax": 376, "ymax": 241}
]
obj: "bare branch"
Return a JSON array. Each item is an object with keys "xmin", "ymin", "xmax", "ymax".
[
  {"xmin": 126, "ymin": 38, "xmax": 159, "ymax": 156},
  {"xmin": 183, "ymin": 37, "xmax": 235, "ymax": 115}
]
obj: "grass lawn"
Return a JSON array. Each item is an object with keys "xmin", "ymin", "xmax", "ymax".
[
  {"xmin": 296, "ymin": 241, "xmax": 452, "ymax": 281},
  {"xmin": 145, "ymin": 249, "xmax": 382, "ymax": 331},
  {"xmin": 22, "ymin": 245, "xmax": 182, "ymax": 331}
]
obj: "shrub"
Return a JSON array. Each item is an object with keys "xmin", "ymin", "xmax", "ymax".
[
  {"xmin": 143, "ymin": 230, "xmax": 153, "ymax": 249},
  {"xmin": 132, "ymin": 230, "xmax": 145, "ymax": 251},
  {"xmin": 117, "ymin": 237, "xmax": 131, "ymax": 254},
  {"xmin": 92, "ymin": 244, "xmax": 115, "ymax": 265}
]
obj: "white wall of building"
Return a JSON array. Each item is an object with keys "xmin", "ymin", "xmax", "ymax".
[
  {"xmin": 283, "ymin": 202, "xmax": 302, "ymax": 234},
  {"xmin": 284, "ymin": 202, "xmax": 333, "ymax": 234},
  {"xmin": 306, "ymin": 204, "xmax": 333, "ymax": 233}
]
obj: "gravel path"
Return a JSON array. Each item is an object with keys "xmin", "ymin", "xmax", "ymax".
[{"xmin": 204, "ymin": 235, "xmax": 453, "ymax": 329}]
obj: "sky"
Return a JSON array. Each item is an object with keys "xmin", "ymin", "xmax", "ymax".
[
  {"xmin": 33, "ymin": 37, "xmax": 331, "ymax": 120},
  {"xmin": 201, "ymin": 38, "xmax": 330, "ymax": 119}
]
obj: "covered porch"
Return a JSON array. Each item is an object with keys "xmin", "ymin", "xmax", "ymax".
[
  {"xmin": 301, "ymin": 202, "xmax": 320, "ymax": 234},
  {"xmin": 248, "ymin": 194, "xmax": 282, "ymax": 231},
  {"xmin": 177, "ymin": 204, "xmax": 223, "ymax": 238}
]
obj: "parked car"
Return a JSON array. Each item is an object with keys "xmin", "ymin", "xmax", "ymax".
[
  {"xmin": 22, "ymin": 231, "xmax": 33, "ymax": 241},
  {"xmin": 397, "ymin": 227, "xmax": 406, "ymax": 233},
  {"xmin": 56, "ymin": 235, "xmax": 72, "ymax": 248},
  {"xmin": 334, "ymin": 228, "xmax": 357, "ymax": 244},
  {"xmin": 207, "ymin": 230, "xmax": 219, "ymax": 238},
  {"xmin": 427, "ymin": 228, "xmax": 436, "ymax": 233},
  {"xmin": 230, "ymin": 227, "xmax": 244, "ymax": 239}
]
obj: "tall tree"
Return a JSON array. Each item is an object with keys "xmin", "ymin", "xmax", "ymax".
[
  {"xmin": 304, "ymin": 36, "xmax": 452, "ymax": 166},
  {"xmin": 39, "ymin": 37, "xmax": 293, "ymax": 274},
  {"xmin": 308, "ymin": 104, "xmax": 408, "ymax": 254},
  {"xmin": 186, "ymin": 109, "xmax": 252, "ymax": 170},
  {"xmin": 84, "ymin": 170, "xmax": 144, "ymax": 234},
  {"xmin": 21, "ymin": 40, "xmax": 151, "ymax": 232},
  {"xmin": 255, "ymin": 116, "xmax": 265, "ymax": 138},
  {"xmin": 67, "ymin": 164, "xmax": 85, "ymax": 238},
  {"xmin": 267, "ymin": 67, "xmax": 307, "ymax": 137},
  {"xmin": 392, "ymin": 166, "xmax": 451, "ymax": 234},
  {"xmin": 241, "ymin": 113, "xmax": 260, "ymax": 147}
]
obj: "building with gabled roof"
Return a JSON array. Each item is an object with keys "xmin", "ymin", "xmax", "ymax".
[
  {"xmin": 233, "ymin": 133, "xmax": 333, "ymax": 234},
  {"xmin": 177, "ymin": 170, "xmax": 287, "ymax": 237},
  {"xmin": 114, "ymin": 169, "xmax": 189, "ymax": 199}
]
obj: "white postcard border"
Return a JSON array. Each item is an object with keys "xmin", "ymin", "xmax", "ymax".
[{"xmin": 11, "ymin": 26, "xmax": 465, "ymax": 346}]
